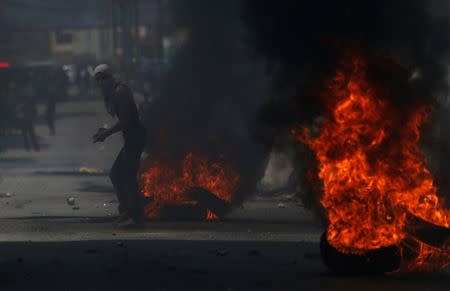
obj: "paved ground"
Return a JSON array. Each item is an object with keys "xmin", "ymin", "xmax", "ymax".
[
  {"xmin": 0, "ymin": 96, "xmax": 314, "ymax": 223},
  {"xmin": 0, "ymin": 97, "xmax": 449, "ymax": 289}
]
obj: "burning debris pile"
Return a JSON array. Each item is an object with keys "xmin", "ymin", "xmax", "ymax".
[
  {"xmin": 242, "ymin": 0, "xmax": 450, "ymax": 274},
  {"xmin": 292, "ymin": 52, "xmax": 450, "ymax": 273},
  {"xmin": 139, "ymin": 153, "xmax": 239, "ymax": 221},
  {"xmin": 140, "ymin": 0, "xmax": 270, "ymax": 221}
]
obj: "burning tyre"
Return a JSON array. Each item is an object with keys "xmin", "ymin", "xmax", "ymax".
[
  {"xmin": 320, "ymin": 232, "xmax": 401, "ymax": 275},
  {"xmin": 292, "ymin": 52, "xmax": 450, "ymax": 273},
  {"xmin": 139, "ymin": 152, "xmax": 240, "ymax": 221}
]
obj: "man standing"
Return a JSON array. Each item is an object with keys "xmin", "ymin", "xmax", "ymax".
[
  {"xmin": 93, "ymin": 64, "xmax": 146, "ymax": 227},
  {"xmin": 16, "ymin": 74, "xmax": 39, "ymax": 152}
]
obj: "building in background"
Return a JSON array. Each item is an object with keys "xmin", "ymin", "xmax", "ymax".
[{"xmin": 0, "ymin": 0, "xmax": 162, "ymax": 68}]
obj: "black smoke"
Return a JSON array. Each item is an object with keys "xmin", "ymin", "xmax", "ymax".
[
  {"xmin": 243, "ymin": 0, "xmax": 450, "ymax": 123},
  {"xmin": 143, "ymin": 0, "xmax": 450, "ymax": 208},
  {"xmin": 143, "ymin": 0, "xmax": 271, "ymax": 204},
  {"xmin": 241, "ymin": 0, "xmax": 450, "ymax": 212}
]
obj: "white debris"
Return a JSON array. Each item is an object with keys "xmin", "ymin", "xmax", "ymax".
[
  {"xmin": 79, "ymin": 167, "xmax": 105, "ymax": 174},
  {"xmin": 0, "ymin": 192, "xmax": 13, "ymax": 198},
  {"xmin": 277, "ymin": 202, "xmax": 287, "ymax": 208},
  {"xmin": 279, "ymin": 193, "xmax": 296, "ymax": 201},
  {"xmin": 67, "ymin": 197, "xmax": 76, "ymax": 206}
]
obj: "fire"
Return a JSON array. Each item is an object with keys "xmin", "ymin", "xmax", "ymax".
[
  {"xmin": 292, "ymin": 54, "xmax": 450, "ymax": 271},
  {"xmin": 139, "ymin": 152, "xmax": 239, "ymax": 220}
]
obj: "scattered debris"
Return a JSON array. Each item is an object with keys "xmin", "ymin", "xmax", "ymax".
[
  {"xmin": 277, "ymin": 202, "xmax": 287, "ymax": 208},
  {"xmin": 278, "ymin": 193, "xmax": 296, "ymax": 201},
  {"xmin": 79, "ymin": 167, "xmax": 105, "ymax": 174},
  {"xmin": 67, "ymin": 197, "xmax": 76, "ymax": 206},
  {"xmin": 216, "ymin": 248, "xmax": 230, "ymax": 256},
  {"xmin": 0, "ymin": 192, "xmax": 13, "ymax": 198}
]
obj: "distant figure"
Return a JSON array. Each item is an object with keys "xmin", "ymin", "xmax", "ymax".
[
  {"xmin": 45, "ymin": 89, "xmax": 56, "ymax": 136},
  {"xmin": 1, "ymin": 80, "xmax": 16, "ymax": 136},
  {"xmin": 92, "ymin": 64, "xmax": 146, "ymax": 228},
  {"xmin": 45, "ymin": 69, "xmax": 58, "ymax": 136},
  {"xmin": 16, "ymin": 74, "xmax": 39, "ymax": 151},
  {"xmin": 79, "ymin": 67, "xmax": 89, "ymax": 95}
]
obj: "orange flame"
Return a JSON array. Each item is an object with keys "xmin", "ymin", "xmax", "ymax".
[
  {"xmin": 139, "ymin": 152, "xmax": 239, "ymax": 220},
  {"xmin": 292, "ymin": 55, "xmax": 450, "ymax": 271}
]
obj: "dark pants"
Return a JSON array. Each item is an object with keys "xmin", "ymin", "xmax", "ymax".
[
  {"xmin": 45, "ymin": 101, "xmax": 56, "ymax": 135},
  {"xmin": 110, "ymin": 138, "xmax": 145, "ymax": 222},
  {"xmin": 20, "ymin": 120, "xmax": 39, "ymax": 151}
]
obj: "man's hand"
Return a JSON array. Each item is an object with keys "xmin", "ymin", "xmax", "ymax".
[{"xmin": 93, "ymin": 128, "xmax": 109, "ymax": 143}]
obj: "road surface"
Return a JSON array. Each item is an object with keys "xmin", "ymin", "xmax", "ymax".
[{"xmin": 0, "ymin": 97, "xmax": 448, "ymax": 290}]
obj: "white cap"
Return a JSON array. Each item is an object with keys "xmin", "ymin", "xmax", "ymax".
[{"xmin": 94, "ymin": 64, "xmax": 111, "ymax": 76}]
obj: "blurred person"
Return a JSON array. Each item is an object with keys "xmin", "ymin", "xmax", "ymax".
[
  {"xmin": 36, "ymin": 70, "xmax": 56, "ymax": 136},
  {"xmin": 4, "ymin": 80, "xmax": 19, "ymax": 135},
  {"xmin": 47, "ymin": 67, "xmax": 68, "ymax": 136},
  {"xmin": 56, "ymin": 67, "xmax": 69, "ymax": 97},
  {"xmin": 87, "ymin": 65, "xmax": 96, "ymax": 95},
  {"xmin": 79, "ymin": 67, "xmax": 89, "ymax": 95},
  {"xmin": 16, "ymin": 74, "xmax": 39, "ymax": 151},
  {"xmin": 45, "ymin": 69, "xmax": 62, "ymax": 136},
  {"xmin": 0, "ymin": 81, "xmax": 11, "ymax": 136},
  {"xmin": 92, "ymin": 64, "xmax": 146, "ymax": 228}
]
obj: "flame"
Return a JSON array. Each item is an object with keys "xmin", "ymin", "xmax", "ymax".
[
  {"xmin": 292, "ymin": 55, "xmax": 450, "ymax": 271},
  {"xmin": 207, "ymin": 210, "xmax": 219, "ymax": 221},
  {"xmin": 139, "ymin": 152, "xmax": 239, "ymax": 220}
]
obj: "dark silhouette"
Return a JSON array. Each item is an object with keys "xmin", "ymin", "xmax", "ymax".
[
  {"xmin": 15, "ymin": 74, "xmax": 39, "ymax": 151},
  {"xmin": 93, "ymin": 64, "xmax": 146, "ymax": 228}
]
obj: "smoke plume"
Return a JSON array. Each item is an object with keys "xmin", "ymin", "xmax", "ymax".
[
  {"xmin": 143, "ymin": 0, "xmax": 271, "ymax": 203},
  {"xmin": 241, "ymin": 0, "xmax": 450, "ymax": 211}
]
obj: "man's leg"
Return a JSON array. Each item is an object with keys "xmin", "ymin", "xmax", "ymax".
[
  {"xmin": 122, "ymin": 142, "xmax": 145, "ymax": 223},
  {"xmin": 110, "ymin": 148, "xmax": 128, "ymax": 217},
  {"xmin": 26, "ymin": 121, "xmax": 39, "ymax": 152},
  {"xmin": 21, "ymin": 122, "xmax": 30, "ymax": 151},
  {"xmin": 46, "ymin": 101, "xmax": 56, "ymax": 135}
]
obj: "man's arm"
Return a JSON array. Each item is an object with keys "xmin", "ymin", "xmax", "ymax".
[
  {"xmin": 93, "ymin": 84, "xmax": 132, "ymax": 143},
  {"xmin": 93, "ymin": 119, "xmax": 122, "ymax": 143},
  {"xmin": 104, "ymin": 121, "xmax": 122, "ymax": 136}
]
